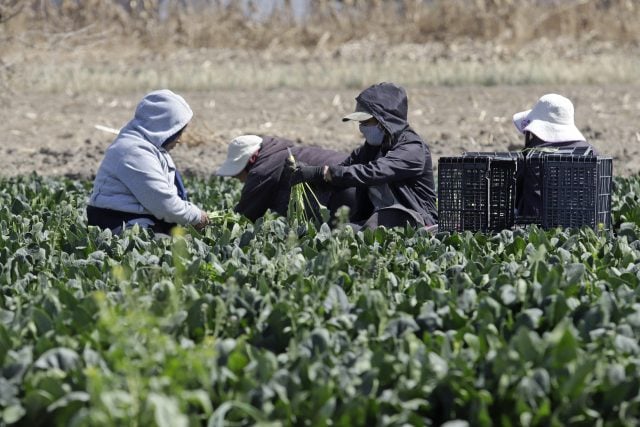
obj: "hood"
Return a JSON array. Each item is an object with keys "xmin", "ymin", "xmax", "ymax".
[
  {"xmin": 120, "ymin": 89, "xmax": 193, "ymax": 148},
  {"xmin": 355, "ymin": 82, "xmax": 409, "ymax": 140}
]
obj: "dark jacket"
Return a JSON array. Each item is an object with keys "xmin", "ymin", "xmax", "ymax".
[
  {"xmin": 328, "ymin": 83, "xmax": 437, "ymax": 225},
  {"xmin": 517, "ymin": 134, "xmax": 598, "ymax": 217},
  {"xmin": 235, "ymin": 136, "xmax": 347, "ymax": 221}
]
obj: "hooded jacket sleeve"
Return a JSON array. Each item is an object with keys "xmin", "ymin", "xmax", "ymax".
[
  {"xmin": 329, "ymin": 140, "xmax": 426, "ymax": 187},
  {"xmin": 117, "ymin": 146, "xmax": 201, "ymax": 225},
  {"xmin": 338, "ymin": 144, "xmax": 369, "ymax": 167}
]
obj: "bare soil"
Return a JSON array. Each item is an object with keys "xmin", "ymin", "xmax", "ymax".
[{"xmin": 4, "ymin": 84, "xmax": 639, "ymax": 179}]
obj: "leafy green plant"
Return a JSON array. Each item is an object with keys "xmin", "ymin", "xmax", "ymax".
[{"xmin": 0, "ymin": 174, "xmax": 639, "ymax": 426}]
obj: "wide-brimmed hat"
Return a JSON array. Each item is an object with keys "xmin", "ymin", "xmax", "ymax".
[
  {"xmin": 216, "ymin": 135, "xmax": 263, "ymax": 176},
  {"xmin": 342, "ymin": 101, "xmax": 374, "ymax": 122},
  {"xmin": 513, "ymin": 94, "xmax": 585, "ymax": 143}
]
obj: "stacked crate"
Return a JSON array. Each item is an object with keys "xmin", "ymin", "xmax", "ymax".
[
  {"xmin": 438, "ymin": 153, "xmax": 519, "ymax": 232},
  {"xmin": 437, "ymin": 149, "xmax": 613, "ymax": 232},
  {"xmin": 532, "ymin": 151, "xmax": 613, "ymax": 230}
]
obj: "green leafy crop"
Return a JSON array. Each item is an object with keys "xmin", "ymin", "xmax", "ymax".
[{"xmin": 1, "ymin": 173, "xmax": 639, "ymax": 426}]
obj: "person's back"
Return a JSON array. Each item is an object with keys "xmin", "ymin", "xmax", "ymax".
[
  {"xmin": 216, "ymin": 135, "xmax": 353, "ymax": 222},
  {"xmin": 512, "ymin": 94, "xmax": 598, "ymax": 217}
]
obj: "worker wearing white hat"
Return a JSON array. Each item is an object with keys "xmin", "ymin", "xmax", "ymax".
[
  {"xmin": 513, "ymin": 93, "xmax": 596, "ymax": 152},
  {"xmin": 217, "ymin": 135, "xmax": 356, "ymax": 222},
  {"xmin": 513, "ymin": 93, "xmax": 598, "ymax": 217}
]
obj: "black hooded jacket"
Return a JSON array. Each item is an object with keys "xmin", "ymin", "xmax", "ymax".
[
  {"xmin": 328, "ymin": 83, "xmax": 437, "ymax": 225},
  {"xmin": 235, "ymin": 136, "xmax": 347, "ymax": 222}
]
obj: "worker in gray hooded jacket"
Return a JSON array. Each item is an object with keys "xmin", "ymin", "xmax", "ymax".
[
  {"xmin": 291, "ymin": 82, "xmax": 437, "ymax": 230},
  {"xmin": 87, "ymin": 89, "xmax": 209, "ymax": 234}
]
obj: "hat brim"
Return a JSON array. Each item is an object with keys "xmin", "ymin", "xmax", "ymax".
[
  {"xmin": 524, "ymin": 120, "xmax": 586, "ymax": 143},
  {"xmin": 512, "ymin": 110, "xmax": 532, "ymax": 134},
  {"xmin": 216, "ymin": 156, "xmax": 251, "ymax": 177},
  {"xmin": 342, "ymin": 111, "xmax": 374, "ymax": 122}
]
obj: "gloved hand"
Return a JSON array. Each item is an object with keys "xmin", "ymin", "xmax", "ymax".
[
  {"xmin": 291, "ymin": 165, "xmax": 324, "ymax": 185},
  {"xmin": 284, "ymin": 156, "xmax": 298, "ymax": 174}
]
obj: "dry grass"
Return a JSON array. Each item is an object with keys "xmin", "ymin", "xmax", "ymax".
[
  {"xmin": 15, "ymin": 44, "xmax": 639, "ymax": 94},
  {"xmin": 1, "ymin": 0, "xmax": 639, "ymax": 94},
  {"xmin": 3, "ymin": 0, "xmax": 639, "ymax": 51}
]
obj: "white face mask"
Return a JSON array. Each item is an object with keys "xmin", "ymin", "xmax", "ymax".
[{"xmin": 359, "ymin": 123, "xmax": 385, "ymax": 146}]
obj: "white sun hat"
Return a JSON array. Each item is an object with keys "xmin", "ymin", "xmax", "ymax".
[
  {"xmin": 216, "ymin": 135, "xmax": 263, "ymax": 176},
  {"xmin": 512, "ymin": 94, "xmax": 586, "ymax": 143}
]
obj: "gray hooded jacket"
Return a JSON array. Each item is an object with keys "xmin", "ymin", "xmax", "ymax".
[{"xmin": 88, "ymin": 90, "xmax": 201, "ymax": 225}]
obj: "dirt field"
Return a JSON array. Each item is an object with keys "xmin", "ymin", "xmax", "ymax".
[
  {"xmin": 4, "ymin": 84, "xmax": 639, "ymax": 179},
  {"xmin": 2, "ymin": 0, "xmax": 640, "ymax": 180}
]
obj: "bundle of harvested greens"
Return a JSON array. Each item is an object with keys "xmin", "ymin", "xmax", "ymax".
[
  {"xmin": 287, "ymin": 148, "xmax": 328, "ymax": 224},
  {"xmin": 206, "ymin": 210, "xmax": 242, "ymax": 225}
]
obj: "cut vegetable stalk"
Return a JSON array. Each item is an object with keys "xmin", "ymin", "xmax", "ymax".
[{"xmin": 287, "ymin": 148, "xmax": 327, "ymax": 224}]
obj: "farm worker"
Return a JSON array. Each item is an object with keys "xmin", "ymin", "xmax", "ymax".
[
  {"xmin": 87, "ymin": 89, "xmax": 209, "ymax": 234},
  {"xmin": 216, "ymin": 135, "xmax": 356, "ymax": 222},
  {"xmin": 513, "ymin": 93, "xmax": 598, "ymax": 217},
  {"xmin": 289, "ymin": 82, "xmax": 437, "ymax": 230}
]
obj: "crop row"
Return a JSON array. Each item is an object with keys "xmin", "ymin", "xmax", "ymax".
[{"xmin": 1, "ymin": 175, "xmax": 639, "ymax": 426}]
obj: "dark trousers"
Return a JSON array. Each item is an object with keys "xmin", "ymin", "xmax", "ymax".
[
  {"xmin": 327, "ymin": 187, "xmax": 358, "ymax": 220},
  {"xmin": 352, "ymin": 206, "xmax": 425, "ymax": 231},
  {"xmin": 86, "ymin": 205, "xmax": 176, "ymax": 234}
]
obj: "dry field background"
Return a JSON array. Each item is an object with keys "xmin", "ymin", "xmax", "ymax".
[{"xmin": 1, "ymin": 0, "xmax": 639, "ymax": 178}]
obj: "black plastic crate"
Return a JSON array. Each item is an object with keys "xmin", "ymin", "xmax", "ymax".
[
  {"xmin": 539, "ymin": 153, "xmax": 613, "ymax": 230},
  {"xmin": 463, "ymin": 151, "xmax": 524, "ymax": 162},
  {"xmin": 438, "ymin": 155, "xmax": 518, "ymax": 232},
  {"xmin": 511, "ymin": 147, "xmax": 601, "ymax": 228}
]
